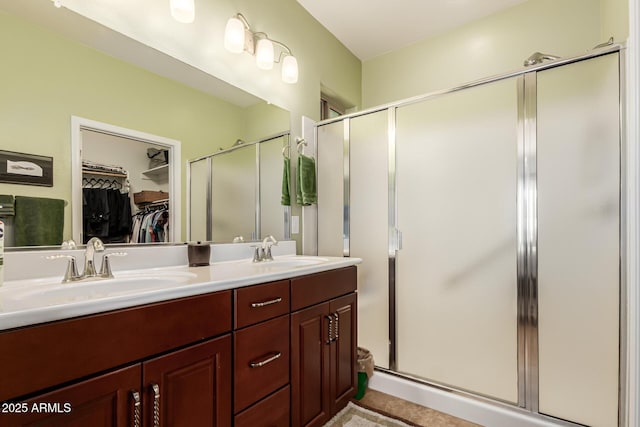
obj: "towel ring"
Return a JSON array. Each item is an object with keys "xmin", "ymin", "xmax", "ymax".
[
  {"xmin": 296, "ymin": 138, "xmax": 307, "ymax": 154},
  {"xmin": 282, "ymin": 145, "xmax": 291, "ymax": 158}
]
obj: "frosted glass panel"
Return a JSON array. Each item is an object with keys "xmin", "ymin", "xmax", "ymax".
[
  {"xmin": 189, "ymin": 159, "xmax": 208, "ymax": 241},
  {"xmin": 395, "ymin": 78, "xmax": 518, "ymax": 403},
  {"xmin": 317, "ymin": 121, "xmax": 345, "ymax": 257},
  {"xmin": 537, "ymin": 53, "xmax": 619, "ymax": 427},
  {"xmin": 211, "ymin": 145, "xmax": 256, "ymax": 242},
  {"xmin": 260, "ymin": 135, "xmax": 288, "ymax": 241},
  {"xmin": 350, "ymin": 111, "xmax": 389, "ymax": 369}
]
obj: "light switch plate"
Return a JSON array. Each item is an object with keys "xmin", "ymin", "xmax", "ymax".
[{"xmin": 291, "ymin": 216, "xmax": 299, "ymax": 234}]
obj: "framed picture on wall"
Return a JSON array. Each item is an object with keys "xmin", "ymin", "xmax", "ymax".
[{"xmin": 0, "ymin": 150, "xmax": 53, "ymax": 187}]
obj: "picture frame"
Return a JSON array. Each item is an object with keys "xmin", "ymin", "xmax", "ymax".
[{"xmin": 0, "ymin": 150, "xmax": 53, "ymax": 187}]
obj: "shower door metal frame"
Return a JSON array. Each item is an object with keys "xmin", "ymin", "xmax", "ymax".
[
  {"xmin": 517, "ymin": 72, "xmax": 539, "ymax": 412},
  {"xmin": 314, "ymin": 43, "xmax": 626, "ymax": 427},
  {"xmin": 186, "ymin": 131, "xmax": 291, "ymax": 242}
]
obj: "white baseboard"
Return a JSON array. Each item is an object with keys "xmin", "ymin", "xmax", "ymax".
[{"xmin": 368, "ymin": 371, "xmax": 565, "ymax": 427}]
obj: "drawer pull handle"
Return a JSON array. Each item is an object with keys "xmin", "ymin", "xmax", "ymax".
[
  {"xmin": 326, "ymin": 315, "xmax": 334, "ymax": 344},
  {"xmin": 251, "ymin": 297, "xmax": 283, "ymax": 308},
  {"xmin": 152, "ymin": 383, "xmax": 160, "ymax": 427},
  {"xmin": 131, "ymin": 390, "xmax": 141, "ymax": 427},
  {"xmin": 250, "ymin": 351, "xmax": 282, "ymax": 368}
]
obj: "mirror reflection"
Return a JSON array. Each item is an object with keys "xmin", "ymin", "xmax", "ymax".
[
  {"xmin": 0, "ymin": 3, "xmax": 290, "ymax": 248},
  {"xmin": 189, "ymin": 133, "xmax": 291, "ymax": 243}
]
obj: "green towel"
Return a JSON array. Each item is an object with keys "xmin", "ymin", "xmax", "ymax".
[
  {"xmin": 281, "ymin": 157, "xmax": 291, "ymax": 206},
  {"xmin": 0, "ymin": 194, "xmax": 15, "ymax": 217},
  {"xmin": 296, "ymin": 154, "xmax": 317, "ymax": 206},
  {"xmin": 15, "ymin": 196, "xmax": 65, "ymax": 246}
]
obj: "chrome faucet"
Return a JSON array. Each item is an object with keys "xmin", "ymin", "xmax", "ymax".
[
  {"xmin": 83, "ymin": 237, "xmax": 105, "ymax": 278},
  {"xmin": 261, "ymin": 235, "xmax": 278, "ymax": 261},
  {"xmin": 47, "ymin": 237, "xmax": 127, "ymax": 283},
  {"xmin": 251, "ymin": 235, "xmax": 279, "ymax": 262}
]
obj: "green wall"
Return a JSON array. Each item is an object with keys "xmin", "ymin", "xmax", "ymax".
[
  {"xmin": 362, "ymin": 0, "xmax": 625, "ymax": 108},
  {"xmin": 0, "ymin": 10, "xmax": 247, "ymax": 241}
]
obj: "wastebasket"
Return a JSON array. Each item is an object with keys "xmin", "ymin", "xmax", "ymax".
[{"xmin": 354, "ymin": 347, "xmax": 374, "ymax": 400}]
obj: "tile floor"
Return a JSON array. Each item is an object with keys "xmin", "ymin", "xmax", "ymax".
[{"xmin": 357, "ymin": 389, "xmax": 482, "ymax": 427}]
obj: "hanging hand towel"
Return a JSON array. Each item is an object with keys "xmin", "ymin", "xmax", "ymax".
[
  {"xmin": 0, "ymin": 194, "xmax": 15, "ymax": 217},
  {"xmin": 15, "ymin": 196, "xmax": 65, "ymax": 246},
  {"xmin": 296, "ymin": 154, "xmax": 317, "ymax": 206},
  {"xmin": 281, "ymin": 157, "xmax": 291, "ymax": 206}
]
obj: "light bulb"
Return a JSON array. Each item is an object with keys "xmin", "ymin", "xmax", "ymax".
[
  {"xmin": 170, "ymin": 0, "xmax": 195, "ymax": 24},
  {"xmin": 281, "ymin": 55, "xmax": 298, "ymax": 84},
  {"xmin": 224, "ymin": 17, "xmax": 245, "ymax": 53},
  {"xmin": 255, "ymin": 38, "xmax": 274, "ymax": 70}
]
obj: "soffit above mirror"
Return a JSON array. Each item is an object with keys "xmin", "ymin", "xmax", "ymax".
[{"xmin": 0, "ymin": 0, "xmax": 263, "ymax": 108}]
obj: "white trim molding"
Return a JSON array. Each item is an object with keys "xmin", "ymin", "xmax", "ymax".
[
  {"xmin": 625, "ymin": 1, "xmax": 640, "ymax": 425},
  {"xmin": 70, "ymin": 116, "xmax": 182, "ymax": 244}
]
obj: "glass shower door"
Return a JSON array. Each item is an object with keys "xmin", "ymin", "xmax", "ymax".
[
  {"xmin": 536, "ymin": 53, "xmax": 620, "ymax": 427},
  {"xmin": 395, "ymin": 77, "xmax": 519, "ymax": 403}
]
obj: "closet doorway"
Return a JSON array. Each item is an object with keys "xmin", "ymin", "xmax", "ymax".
[{"xmin": 70, "ymin": 116, "xmax": 181, "ymax": 244}]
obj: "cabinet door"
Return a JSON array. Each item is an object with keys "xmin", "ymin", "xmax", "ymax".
[
  {"xmin": 0, "ymin": 365, "xmax": 141, "ymax": 427},
  {"xmin": 291, "ymin": 302, "xmax": 331, "ymax": 427},
  {"xmin": 329, "ymin": 293, "xmax": 357, "ymax": 415},
  {"xmin": 143, "ymin": 335, "xmax": 232, "ymax": 427}
]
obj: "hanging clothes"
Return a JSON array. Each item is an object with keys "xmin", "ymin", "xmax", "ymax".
[
  {"xmin": 82, "ymin": 188, "xmax": 132, "ymax": 243},
  {"xmin": 131, "ymin": 206, "xmax": 169, "ymax": 243}
]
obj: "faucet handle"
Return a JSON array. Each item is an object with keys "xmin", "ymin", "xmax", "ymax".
[
  {"xmin": 46, "ymin": 254, "xmax": 79, "ymax": 283},
  {"xmin": 250, "ymin": 245, "xmax": 262, "ymax": 263},
  {"xmin": 264, "ymin": 245, "xmax": 275, "ymax": 261},
  {"xmin": 60, "ymin": 239, "xmax": 77, "ymax": 250},
  {"xmin": 99, "ymin": 252, "xmax": 127, "ymax": 279}
]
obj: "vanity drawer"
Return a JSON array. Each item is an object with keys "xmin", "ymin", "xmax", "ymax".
[
  {"xmin": 291, "ymin": 266, "xmax": 357, "ymax": 311},
  {"xmin": 235, "ymin": 385, "xmax": 290, "ymax": 427},
  {"xmin": 234, "ymin": 315, "xmax": 289, "ymax": 413},
  {"xmin": 235, "ymin": 280, "xmax": 290, "ymax": 329}
]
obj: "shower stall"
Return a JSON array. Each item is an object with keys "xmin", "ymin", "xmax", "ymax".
[{"xmin": 315, "ymin": 46, "xmax": 624, "ymax": 427}]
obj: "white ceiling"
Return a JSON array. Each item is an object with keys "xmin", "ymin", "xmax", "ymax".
[{"xmin": 296, "ymin": 0, "xmax": 528, "ymax": 60}]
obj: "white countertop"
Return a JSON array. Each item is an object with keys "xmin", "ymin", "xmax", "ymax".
[{"xmin": 0, "ymin": 255, "xmax": 361, "ymax": 331}]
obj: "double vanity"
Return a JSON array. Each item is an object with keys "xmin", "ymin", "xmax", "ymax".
[{"xmin": 0, "ymin": 242, "xmax": 360, "ymax": 427}]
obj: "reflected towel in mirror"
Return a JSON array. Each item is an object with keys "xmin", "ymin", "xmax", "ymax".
[
  {"xmin": 0, "ymin": 195, "xmax": 15, "ymax": 217},
  {"xmin": 14, "ymin": 196, "xmax": 64, "ymax": 246}
]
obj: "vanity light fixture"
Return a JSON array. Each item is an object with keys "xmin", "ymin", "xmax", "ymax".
[
  {"xmin": 224, "ymin": 13, "xmax": 299, "ymax": 84},
  {"xmin": 170, "ymin": 0, "xmax": 195, "ymax": 23}
]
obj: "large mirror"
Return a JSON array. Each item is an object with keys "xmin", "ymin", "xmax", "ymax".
[
  {"xmin": 188, "ymin": 133, "xmax": 291, "ymax": 243},
  {"xmin": 0, "ymin": 1, "xmax": 290, "ymax": 248}
]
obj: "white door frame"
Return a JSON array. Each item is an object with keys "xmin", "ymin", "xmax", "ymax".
[{"xmin": 70, "ymin": 116, "xmax": 181, "ymax": 244}]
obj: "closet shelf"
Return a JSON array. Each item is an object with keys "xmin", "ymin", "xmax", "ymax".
[
  {"xmin": 141, "ymin": 164, "xmax": 168, "ymax": 179},
  {"xmin": 82, "ymin": 168, "xmax": 128, "ymax": 178}
]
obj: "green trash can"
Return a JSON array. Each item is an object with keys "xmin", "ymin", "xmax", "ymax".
[{"xmin": 354, "ymin": 347, "xmax": 374, "ymax": 400}]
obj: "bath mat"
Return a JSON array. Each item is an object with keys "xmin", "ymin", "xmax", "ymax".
[{"xmin": 324, "ymin": 402, "xmax": 418, "ymax": 427}]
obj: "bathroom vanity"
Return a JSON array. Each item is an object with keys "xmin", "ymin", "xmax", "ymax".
[{"xmin": 0, "ymin": 250, "xmax": 359, "ymax": 427}]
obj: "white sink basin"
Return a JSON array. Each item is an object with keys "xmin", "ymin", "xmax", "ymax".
[
  {"xmin": 251, "ymin": 256, "xmax": 330, "ymax": 268},
  {"xmin": 1, "ymin": 271, "xmax": 197, "ymax": 312}
]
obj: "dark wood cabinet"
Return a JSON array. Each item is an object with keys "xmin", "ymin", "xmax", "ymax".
[
  {"xmin": 143, "ymin": 335, "xmax": 232, "ymax": 427},
  {"xmin": 0, "ymin": 265, "xmax": 358, "ymax": 427},
  {"xmin": 290, "ymin": 267, "xmax": 357, "ymax": 427},
  {"xmin": 0, "ymin": 365, "xmax": 140, "ymax": 427}
]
